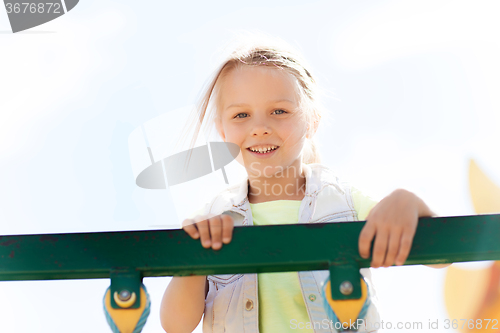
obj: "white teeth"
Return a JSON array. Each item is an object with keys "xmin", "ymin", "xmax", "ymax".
[{"xmin": 249, "ymin": 146, "xmax": 277, "ymax": 153}]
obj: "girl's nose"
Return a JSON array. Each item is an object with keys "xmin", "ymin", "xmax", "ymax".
[
  {"xmin": 251, "ymin": 117, "xmax": 273, "ymax": 136},
  {"xmin": 251, "ymin": 124, "xmax": 272, "ymax": 136}
]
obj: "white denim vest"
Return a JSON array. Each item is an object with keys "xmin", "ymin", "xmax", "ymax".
[{"xmin": 200, "ymin": 163, "xmax": 380, "ymax": 333}]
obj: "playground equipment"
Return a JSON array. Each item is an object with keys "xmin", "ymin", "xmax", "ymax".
[
  {"xmin": 1, "ymin": 213, "xmax": 500, "ymax": 332},
  {"xmin": 443, "ymin": 159, "xmax": 500, "ymax": 333}
]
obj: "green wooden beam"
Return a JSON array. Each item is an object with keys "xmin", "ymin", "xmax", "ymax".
[{"xmin": 1, "ymin": 214, "xmax": 499, "ymax": 300}]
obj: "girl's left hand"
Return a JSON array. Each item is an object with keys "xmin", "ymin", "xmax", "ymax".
[{"xmin": 358, "ymin": 189, "xmax": 435, "ymax": 268}]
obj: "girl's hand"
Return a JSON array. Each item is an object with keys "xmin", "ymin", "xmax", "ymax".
[
  {"xmin": 358, "ymin": 189, "xmax": 435, "ymax": 268},
  {"xmin": 182, "ymin": 214, "xmax": 234, "ymax": 250}
]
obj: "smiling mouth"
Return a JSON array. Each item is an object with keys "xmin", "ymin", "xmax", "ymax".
[{"xmin": 247, "ymin": 146, "xmax": 279, "ymax": 154}]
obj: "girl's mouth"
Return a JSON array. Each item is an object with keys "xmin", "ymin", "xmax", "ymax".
[{"xmin": 246, "ymin": 146, "xmax": 279, "ymax": 158}]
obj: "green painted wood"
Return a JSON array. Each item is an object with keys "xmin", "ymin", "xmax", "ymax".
[{"xmin": 1, "ymin": 214, "xmax": 499, "ymax": 282}]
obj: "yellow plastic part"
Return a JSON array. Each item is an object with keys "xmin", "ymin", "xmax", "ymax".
[
  {"xmin": 444, "ymin": 264, "xmax": 491, "ymax": 332},
  {"xmin": 104, "ymin": 286, "xmax": 147, "ymax": 333},
  {"xmin": 325, "ymin": 278, "xmax": 368, "ymax": 326},
  {"xmin": 113, "ymin": 291, "xmax": 137, "ymax": 309},
  {"xmin": 443, "ymin": 158, "xmax": 500, "ymax": 332}
]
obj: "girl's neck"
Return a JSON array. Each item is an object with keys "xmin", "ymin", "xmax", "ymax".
[{"xmin": 247, "ymin": 163, "xmax": 306, "ymax": 204}]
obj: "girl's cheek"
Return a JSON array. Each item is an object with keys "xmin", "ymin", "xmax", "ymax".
[{"xmin": 235, "ymin": 151, "xmax": 245, "ymax": 166}]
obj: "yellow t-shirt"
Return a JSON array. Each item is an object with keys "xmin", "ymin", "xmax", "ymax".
[{"xmin": 249, "ymin": 187, "xmax": 377, "ymax": 333}]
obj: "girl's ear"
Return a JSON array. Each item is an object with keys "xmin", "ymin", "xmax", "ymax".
[{"xmin": 306, "ymin": 114, "xmax": 320, "ymax": 139}]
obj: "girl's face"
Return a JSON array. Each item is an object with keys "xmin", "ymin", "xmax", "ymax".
[{"xmin": 217, "ymin": 66, "xmax": 309, "ymax": 179}]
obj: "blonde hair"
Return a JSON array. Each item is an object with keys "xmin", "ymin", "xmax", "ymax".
[{"xmin": 180, "ymin": 38, "xmax": 325, "ymax": 165}]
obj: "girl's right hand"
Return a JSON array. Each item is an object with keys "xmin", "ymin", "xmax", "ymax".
[{"xmin": 182, "ymin": 214, "xmax": 234, "ymax": 250}]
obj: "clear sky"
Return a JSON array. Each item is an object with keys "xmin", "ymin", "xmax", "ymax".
[{"xmin": 1, "ymin": 0, "xmax": 500, "ymax": 332}]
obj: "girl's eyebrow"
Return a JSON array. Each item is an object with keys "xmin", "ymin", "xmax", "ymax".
[{"xmin": 225, "ymin": 99, "xmax": 295, "ymax": 110}]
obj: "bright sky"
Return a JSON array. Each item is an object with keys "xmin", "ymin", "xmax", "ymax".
[{"xmin": 1, "ymin": 0, "xmax": 500, "ymax": 332}]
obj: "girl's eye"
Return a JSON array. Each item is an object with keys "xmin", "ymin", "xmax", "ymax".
[
  {"xmin": 273, "ymin": 109, "xmax": 287, "ymax": 115},
  {"xmin": 234, "ymin": 113, "xmax": 248, "ymax": 119}
]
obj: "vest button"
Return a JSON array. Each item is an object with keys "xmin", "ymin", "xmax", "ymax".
[
  {"xmin": 308, "ymin": 294, "xmax": 316, "ymax": 302},
  {"xmin": 245, "ymin": 299, "xmax": 254, "ymax": 311}
]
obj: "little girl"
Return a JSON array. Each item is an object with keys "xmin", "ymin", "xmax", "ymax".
[{"xmin": 160, "ymin": 37, "xmax": 435, "ymax": 333}]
